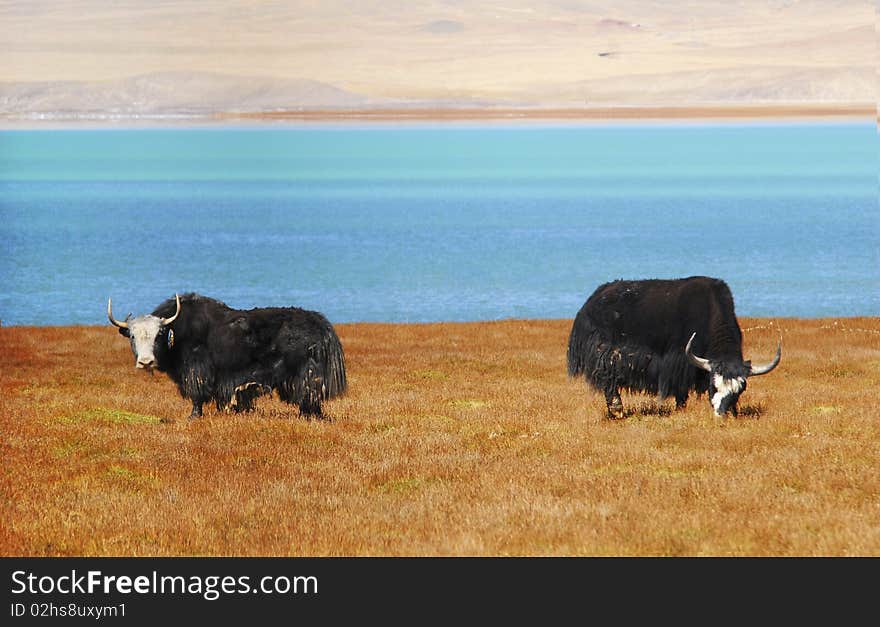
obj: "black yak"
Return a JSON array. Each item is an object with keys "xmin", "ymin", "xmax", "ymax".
[
  {"xmin": 108, "ymin": 293, "xmax": 346, "ymax": 420},
  {"xmin": 567, "ymin": 276, "xmax": 780, "ymax": 418}
]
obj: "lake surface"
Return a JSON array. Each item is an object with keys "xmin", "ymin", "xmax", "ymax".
[{"xmin": 0, "ymin": 122, "xmax": 877, "ymax": 325}]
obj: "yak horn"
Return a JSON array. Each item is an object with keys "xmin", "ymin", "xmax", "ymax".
[
  {"xmin": 107, "ymin": 298, "xmax": 129, "ymax": 329},
  {"xmin": 685, "ymin": 332, "xmax": 712, "ymax": 372},
  {"xmin": 748, "ymin": 339, "xmax": 782, "ymax": 376},
  {"xmin": 161, "ymin": 293, "xmax": 181, "ymax": 326}
]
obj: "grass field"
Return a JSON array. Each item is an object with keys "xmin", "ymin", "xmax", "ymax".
[{"xmin": 2, "ymin": 317, "xmax": 878, "ymax": 556}]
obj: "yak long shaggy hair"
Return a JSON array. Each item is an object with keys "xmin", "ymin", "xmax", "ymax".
[
  {"xmin": 151, "ymin": 293, "xmax": 346, "ymax": 417},
  {"xmin": 567, "ymin": 277, "xmax": 746, "ymax": 404}
]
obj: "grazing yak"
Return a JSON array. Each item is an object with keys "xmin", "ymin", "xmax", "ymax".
[
  {"xmin": 108, "ymin": 293, "xmax": 346, "ymax": 420},
  {"xmin": 567, "ymin": 276, "xmax": 780, "ymax": 418}
]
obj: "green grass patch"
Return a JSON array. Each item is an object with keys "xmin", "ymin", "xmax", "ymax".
[
  {"xmin": 811, "ymin": 405, "xmax": 841, "ymax": 415},
  {"xmin": 56, "ymin": 407, "xmax": 160, "ymax": 424},
  {"xmin": 824, "ymin": 365, "xmax": 862, "ymax": 379},
  {"xmin": 52, "ymin": 441, "xmax": 86, "ymax": 458},
  {"xmin": 106, "ymin": 465, "xmax": 159, "ymax": 491},
  {"xmin": 376, "ymin": 477, "xmax": 422, "ymax": 494},
  {"xmin": 448, "ymin": 399, "xmax": 489, "ymax": 409},
  {"xmin": 366, "ymin": 421, "xmax": 397, "ymax": 434},
  {"xmin": 107, "ymin": 465, "xmax": 138, "ymax": 479}
]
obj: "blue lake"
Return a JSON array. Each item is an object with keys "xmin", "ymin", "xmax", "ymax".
[{"xmin": 0, "ymin": 122, "xmax": 877, "ymax": 325}]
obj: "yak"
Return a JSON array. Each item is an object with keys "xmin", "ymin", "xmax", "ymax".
[
  {"xmin": 108, "ymin": 293, "xmax": 346, "ymax": 420},
  {"xmin": 567, "ymin": 276, "xmax": 780, "ymax": 418}
]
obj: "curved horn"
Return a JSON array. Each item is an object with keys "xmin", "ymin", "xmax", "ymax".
[
  {"xmin": 685, "ymin": 332, "xmax": 712, "ymax": 372},
  {"xmin": 160, "ymin": 293, "xmax": 181, "ymax": 326},
  {"xmin": 748, "ymin": 339, "xmax": 782, "ymax": 376},
  {"xmin": 107, "ymin": 298, "xmax": 129, "ymax": 329}
]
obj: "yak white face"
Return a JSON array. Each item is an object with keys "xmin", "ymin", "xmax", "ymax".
[
  {"xmin": 685, "ymin": 332, "xmax": 778, "ymax": 418},
  {"xmin": 124, "ymin": 315, "xmax": 165, "ymax": 370},
  {"xmin": 109, "ymin": 295, "xmax": 180, "ymax": 372},
  {"xmin": 710, "ymin": 373, "xmax": 746, "ymax": 417}
]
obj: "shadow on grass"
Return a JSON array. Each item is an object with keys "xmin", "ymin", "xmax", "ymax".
[
  {"xmin": 604, "ymin": 400, "xmax": 765, "ymax": 420},
  {"xmin": 632, "ymin": 402, "xmax": 673, "ymax": 417},
  {"xmin": 603, "ymin": 402, "xmax": 674, "ymax": 420},
  {"xmin": 736, "ymin": 403, "xmax": 765, "ymax": 419}
]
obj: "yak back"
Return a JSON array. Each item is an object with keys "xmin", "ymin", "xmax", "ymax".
[
  {"xmin": 580, "ymin": 276, "xmax": 743, "ymax": 358},
  {"xmin": 151, "ymin": 293, "xmax": 346, "ymax": 398},
  {"xmin": 568, "ymin": 276, "xmax": 744, "ymax": 389},
  {"xmin": 153, "ymin": 292, "xmax": 229, "ymax": 344}
]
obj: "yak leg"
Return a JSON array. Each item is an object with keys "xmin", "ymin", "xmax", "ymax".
[
  {"xmin": 188, "ymin": 400, "xmax": 204, "ymax": 420},
  {"xmin": 605, "ymin": 387, "xmax": 624, "ymax": 419},
  {"xmin": 300, "ymin": 396, "xmax": 322, "ymax": 418},
  {"xmin": 277, "ymin": 360, "xmax": 325, "ymax": 419},
  {"xmin": 232, "ymin": 382, "xmax": 268, "ymax": 413},
  {"xmin": 675, "ymin": 393, "xmax": 688, "ymax": 410},
  {"xmin": 298, "ymin": 358, "xmax": 325, "ymax": 418}
]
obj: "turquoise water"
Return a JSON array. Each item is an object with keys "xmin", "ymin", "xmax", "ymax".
[{"xmin": 0, "ymin": 123, "xmax": 877, "ymax": 325}]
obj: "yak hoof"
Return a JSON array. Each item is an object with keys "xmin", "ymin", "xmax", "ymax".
[
  {"xmin": 606, "ymin": 406, "xmax": 625, "ymax": 420},
  {"xmin": 606, "ymin": 395, "xmax": 625, "ymax": 419}
]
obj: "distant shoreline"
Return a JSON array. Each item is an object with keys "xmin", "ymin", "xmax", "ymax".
[
  {"xmin": 1, "ymin": 103, "xmax": 875, "ymax": 129},
  {"xmin": 219, "ymin": 104, "xmax": 875, "ymax": 123},
  {"xmin": 2, "ymin": 317, "xmax": 878, "ymax": 329}
]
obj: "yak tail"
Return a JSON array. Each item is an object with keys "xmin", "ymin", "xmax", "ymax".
[
  {"xmin": 567, "ymin": 336, "xmax": 585, "ymax": 377},
  {"xmin": 278, "ymin": 317, "xmax": 347, "ymax": 416},
  {"xmin": 315, "ymin": 322, "xmax": 347, "ymax": 399},
  {"xmin": 298, "ymin": 318, "xmax": 347, "ymax": 400},
  {"xmin": 567, "ymin": 315, "xmax": 593, "ymax": 377}
]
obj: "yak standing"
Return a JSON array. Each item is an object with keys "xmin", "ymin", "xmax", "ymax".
[
  {"xmin": 567, "ymin": 276, "xmax": 780, "ymax": 418},
  {"xmin": 108, "ymin": 293, "xmax": 346, "ymax": 420}
]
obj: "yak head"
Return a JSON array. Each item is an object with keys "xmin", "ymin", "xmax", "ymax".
[
  {"xmin": 685, "ymin": 332, "xmax": 781, "ymax": 417},
  {"xmin": 108, "ymin": 294, "xmax": 180, "ymax": 372}
]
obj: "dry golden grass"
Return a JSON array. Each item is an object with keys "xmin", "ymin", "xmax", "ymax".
[{"xmin": 1, "ymin": 318, "xmax": 878, "ymax": 556}]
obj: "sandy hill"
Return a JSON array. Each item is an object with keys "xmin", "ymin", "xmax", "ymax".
[
  {"xmin": 0, "ymin": 72, "xmax": 373, "ymax": 116},
  {"xmin": 1, "ymin": 1, "xmax": 874, "ymax": 116}
]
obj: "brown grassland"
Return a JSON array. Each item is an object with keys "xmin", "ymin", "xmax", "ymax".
[{"xmin": 1, "ymin": 317, "xmax": 878, "ymax": 556}]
